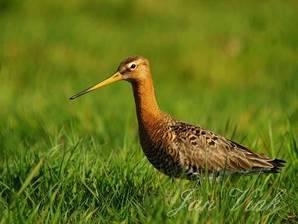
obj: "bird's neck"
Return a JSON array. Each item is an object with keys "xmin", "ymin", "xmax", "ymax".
[{"xmin": 131, "ymin": 77, "xmax": 163, "ymax": 130}]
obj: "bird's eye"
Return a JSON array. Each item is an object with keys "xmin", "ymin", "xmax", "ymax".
[{"xmin": 130, "ymin": 63, "xmax": 137, "ymax": 70}]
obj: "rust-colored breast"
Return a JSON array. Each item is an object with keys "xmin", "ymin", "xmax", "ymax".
[{"xmin": 138, "ymin": 115, "xmax": 183, "ymax": 177}]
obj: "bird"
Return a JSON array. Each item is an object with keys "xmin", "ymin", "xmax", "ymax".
[{"xmin": 70, "ymin": 56, "xmax": 285, "ymax": 179}]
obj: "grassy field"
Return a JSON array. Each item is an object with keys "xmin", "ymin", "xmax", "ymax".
[{"xmin": 0, "ymin": 0, "xmax": 297, "ymax": 223}]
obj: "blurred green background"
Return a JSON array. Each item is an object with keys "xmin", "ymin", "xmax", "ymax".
[
  {"xmin": 0, "ymin": 0, "xmax": 297, "ymax": 139},
  {"xmin": 0, "ymin": 0, "xmax": 297, "ymax": 223}
]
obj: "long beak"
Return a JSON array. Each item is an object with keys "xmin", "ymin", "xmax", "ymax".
[{"xmin": 69, "ymin": 72, "xmax": 123, "ymax": 100}]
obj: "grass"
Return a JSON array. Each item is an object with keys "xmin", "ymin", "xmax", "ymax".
[{"xmin": 0, "ymin": 0, "xmax": 297, "ymax": 223}]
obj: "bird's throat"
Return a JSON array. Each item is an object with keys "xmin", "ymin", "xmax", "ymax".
[{"xmin": 131, "ymin": 77, "xmax": 162, "ymax": 130}]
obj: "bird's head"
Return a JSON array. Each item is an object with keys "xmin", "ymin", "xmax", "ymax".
[
  {"xmin": 70, "ymin": 56, "xmax": 150, "ymax": 100},
  {"xmin": 118, "ymin": 56, "xmax": 150, "ymax": 81}
]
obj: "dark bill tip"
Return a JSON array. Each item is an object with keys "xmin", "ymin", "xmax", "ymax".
[{"xmin": 69, "ymin": 88, "xmax": 91, "ymax": 100}]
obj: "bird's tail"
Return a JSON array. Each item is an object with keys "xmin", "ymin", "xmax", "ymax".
[
  {"xmin": 268, "ymin": 159, "xmax": 286, "ymax": 173},
  {"xmin": 234, "ymin": 157, "xmax": 286, "ymax": 175}
]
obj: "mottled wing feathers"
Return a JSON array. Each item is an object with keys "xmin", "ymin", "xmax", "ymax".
[{"xmin": 169, "ymin": 122, "xmax": 285, "ymax": 177}]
